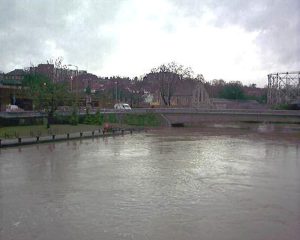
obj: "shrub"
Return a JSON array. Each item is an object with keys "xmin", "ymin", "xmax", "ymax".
[
  {"xmin": 108, "ymin": 113, "xmax": 117, "ymax": 123},
  {"xmin": 272, "ymin": 104, "xmax": 291, "ymax": 110},
  {"xmin": 83, "ymin": 111, "xmax": 104, "ymax": 125},
  {"xmin": 69, "ymin": 110, "xmax": 79, "ymax": 125}
]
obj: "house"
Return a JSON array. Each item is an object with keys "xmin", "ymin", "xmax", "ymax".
[
  {"xmin": 3, "ymin": 69, "xmax": 26, "ymax": 81},
  {"xmin": 145, "ymin": 77, "xmax": 212, "ymax": 108},
  {"xmin": 72, "ymin": 73, "xmax": 99, "ymax": 92},
  {"xmin": 0, "ymin": 69, "xmax": 33, "ymax": 111},
  {"xmin": 171, "ymin": 79, "xmax": 211, "ymax": 108}
]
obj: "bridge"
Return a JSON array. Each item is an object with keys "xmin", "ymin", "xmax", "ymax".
[{"xmin": 1, "ymin": 108, "xmax": 300, "ymax": 126}]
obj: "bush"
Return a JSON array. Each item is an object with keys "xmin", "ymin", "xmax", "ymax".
[
  {"xmin": 108, "ymin": 113, "xmax": 117, "ymax": 123},
  {"xmin": 83, "ymin": 111, "xmax": 104, "ymax": 125},
  {"xmin": 272, "ymin": 104, "xmax": 291, "ymax": 110},
  {"xmin": 69, "ymin": 110, "xmax": 79, "ymax": 125},
  {"xmin": 83, "ymin": 114, "xmax": 93, "ymax": 124},
  {"xmin": 95, "ymin": 111, "xmax": 104, "ymax": 125},
  {"xmin": 54, "ymin": 113, "xmax": 69, "ymax": 124}
]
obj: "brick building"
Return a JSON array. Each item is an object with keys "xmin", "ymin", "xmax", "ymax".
[{"xmin": 0, "ymin": 69, "xmax": 31, "ymax": 111}]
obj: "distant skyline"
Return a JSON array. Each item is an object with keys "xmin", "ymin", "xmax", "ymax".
[{"xmin": 0, "ymin": 0, "xmax": 299, "ymax": 86}]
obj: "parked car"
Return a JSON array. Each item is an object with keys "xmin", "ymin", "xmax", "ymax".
[
  {"xmin": 114, "ymin": 103, "xmax": 132, "ymax": 110},
  {"xmin": 5, "ymin": 104, "xmax": 24, "ymax": 112}
]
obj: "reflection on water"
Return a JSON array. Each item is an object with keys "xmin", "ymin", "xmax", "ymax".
[{"xmin": 0, "ymin": 124, "xmax": 300, "ymax": 240}]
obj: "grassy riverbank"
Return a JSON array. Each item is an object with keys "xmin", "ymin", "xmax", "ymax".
[
  {"xmin": 53, "ymin": 112, "xmax": 161, "ymax": 126},
  {"xmin": 0, "ymin": 113, "xmax": 162, "ymax": 139},
  {"xmin": 0, "ymin": 124, "xmax": 103, "ymax": 139}
]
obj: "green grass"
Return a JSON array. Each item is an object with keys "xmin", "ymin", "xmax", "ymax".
[
  {"xmin": 0, "ymin": 124, "xmax": 102, "ymax": 139},
  {"xmin": 124, "ymin": 113, "xmax": 161, "ymax": 126},
  {"xmin": 0, "ymin": 113, "xmax": 162, "ymax": 139},
  {"xmin": 272, "ymin": 104, "xmax": 291, "ymax": 110}
]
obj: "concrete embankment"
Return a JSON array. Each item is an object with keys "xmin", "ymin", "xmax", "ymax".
[
  {"xmin": 0, "ymin": 128, "xmax": 144, "ymax": 148},
  {"xmin": 161, "ymin": 110, "xmax": 300, "ymax": 126}
]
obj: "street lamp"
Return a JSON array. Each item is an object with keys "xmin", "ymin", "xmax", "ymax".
[
  {"xmin": 115, "ymin": 81, "xmax": 117, "ymax": 103},
  {"xmin": 67, "ymin": 64, "xmax": 79, "ymax": 105},
  {"xmin": 67, "ymin": 64, "xmax": 78, "ymax": 91}
]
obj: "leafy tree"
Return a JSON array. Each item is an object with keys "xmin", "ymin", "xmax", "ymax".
[
  {"xmin": 23, "ymin": 74, "xmax": 71, "ymax": 128},
  {"xmin": 211, "ymin": 79, "xmax": 226, "ymax": 86},
  {"xmin": 249, "ymin": 83, "xmax": 257, "ymax": 88},
  {"xmin": 85, "ymin": 85, "xmax": 91, "ymax": 95},
  {"xmin": 219, "ymin": 81, "xmax": 245, "ymax": 100}
]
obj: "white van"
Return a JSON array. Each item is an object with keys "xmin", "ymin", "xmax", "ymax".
[
  {"xmin": 114, "ymin": 103, "xmax": 132, "ymax": 110},
  {"xmin": 6, "ymin": 104, "xmax": 24, "ymax": 112}
]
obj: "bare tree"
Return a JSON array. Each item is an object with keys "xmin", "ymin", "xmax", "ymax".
[
  {"xmin": 150, "ymin": 62, "xmax": 193, "ymax": 106},
  {"xmin": 47, "ymin": 57, "xmax": 69, "ymax": 83}
]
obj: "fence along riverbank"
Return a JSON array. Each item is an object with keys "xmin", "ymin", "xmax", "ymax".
[{"xmin": 0, "ymin": 128, "xmax": 145, "ymax": 148}]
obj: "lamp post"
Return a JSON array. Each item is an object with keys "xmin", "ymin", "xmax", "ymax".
[
  {"xmin": 67, "ymin": 64, "xmax": 79, "ymax": 105},
  {"xmin": 70, "ymin": 76, "xmax": 73, "ymax": 92},
  {"xmin": 115, "ymin": 81, "xmax": 118, "ymax": 103},
  {"xmin": 67, "ymin": 64, "xmax": 78, "ymax": 91}
]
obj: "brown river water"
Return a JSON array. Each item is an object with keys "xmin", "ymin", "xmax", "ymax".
[{"xmin": 1, "ymin": 124, "xmax": 300, "ymax": 240}]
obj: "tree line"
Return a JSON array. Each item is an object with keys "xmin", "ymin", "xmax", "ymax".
[
  {"xmin": 22, "ymin": 61, "xmax": 267, "ymax": 127},
  {"xmin": 204, "ymin": 79, "xmax": 267, "ymax": 103}
]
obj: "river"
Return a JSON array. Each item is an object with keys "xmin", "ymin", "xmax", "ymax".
[{"xmin": 1, "ymin": 124, "xmax": 300, "ymax": 240}]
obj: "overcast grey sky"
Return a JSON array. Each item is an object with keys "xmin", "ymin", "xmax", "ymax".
[{"xmin": 0, "ymin": 0, "xmax": 299, "ymax": 86}]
